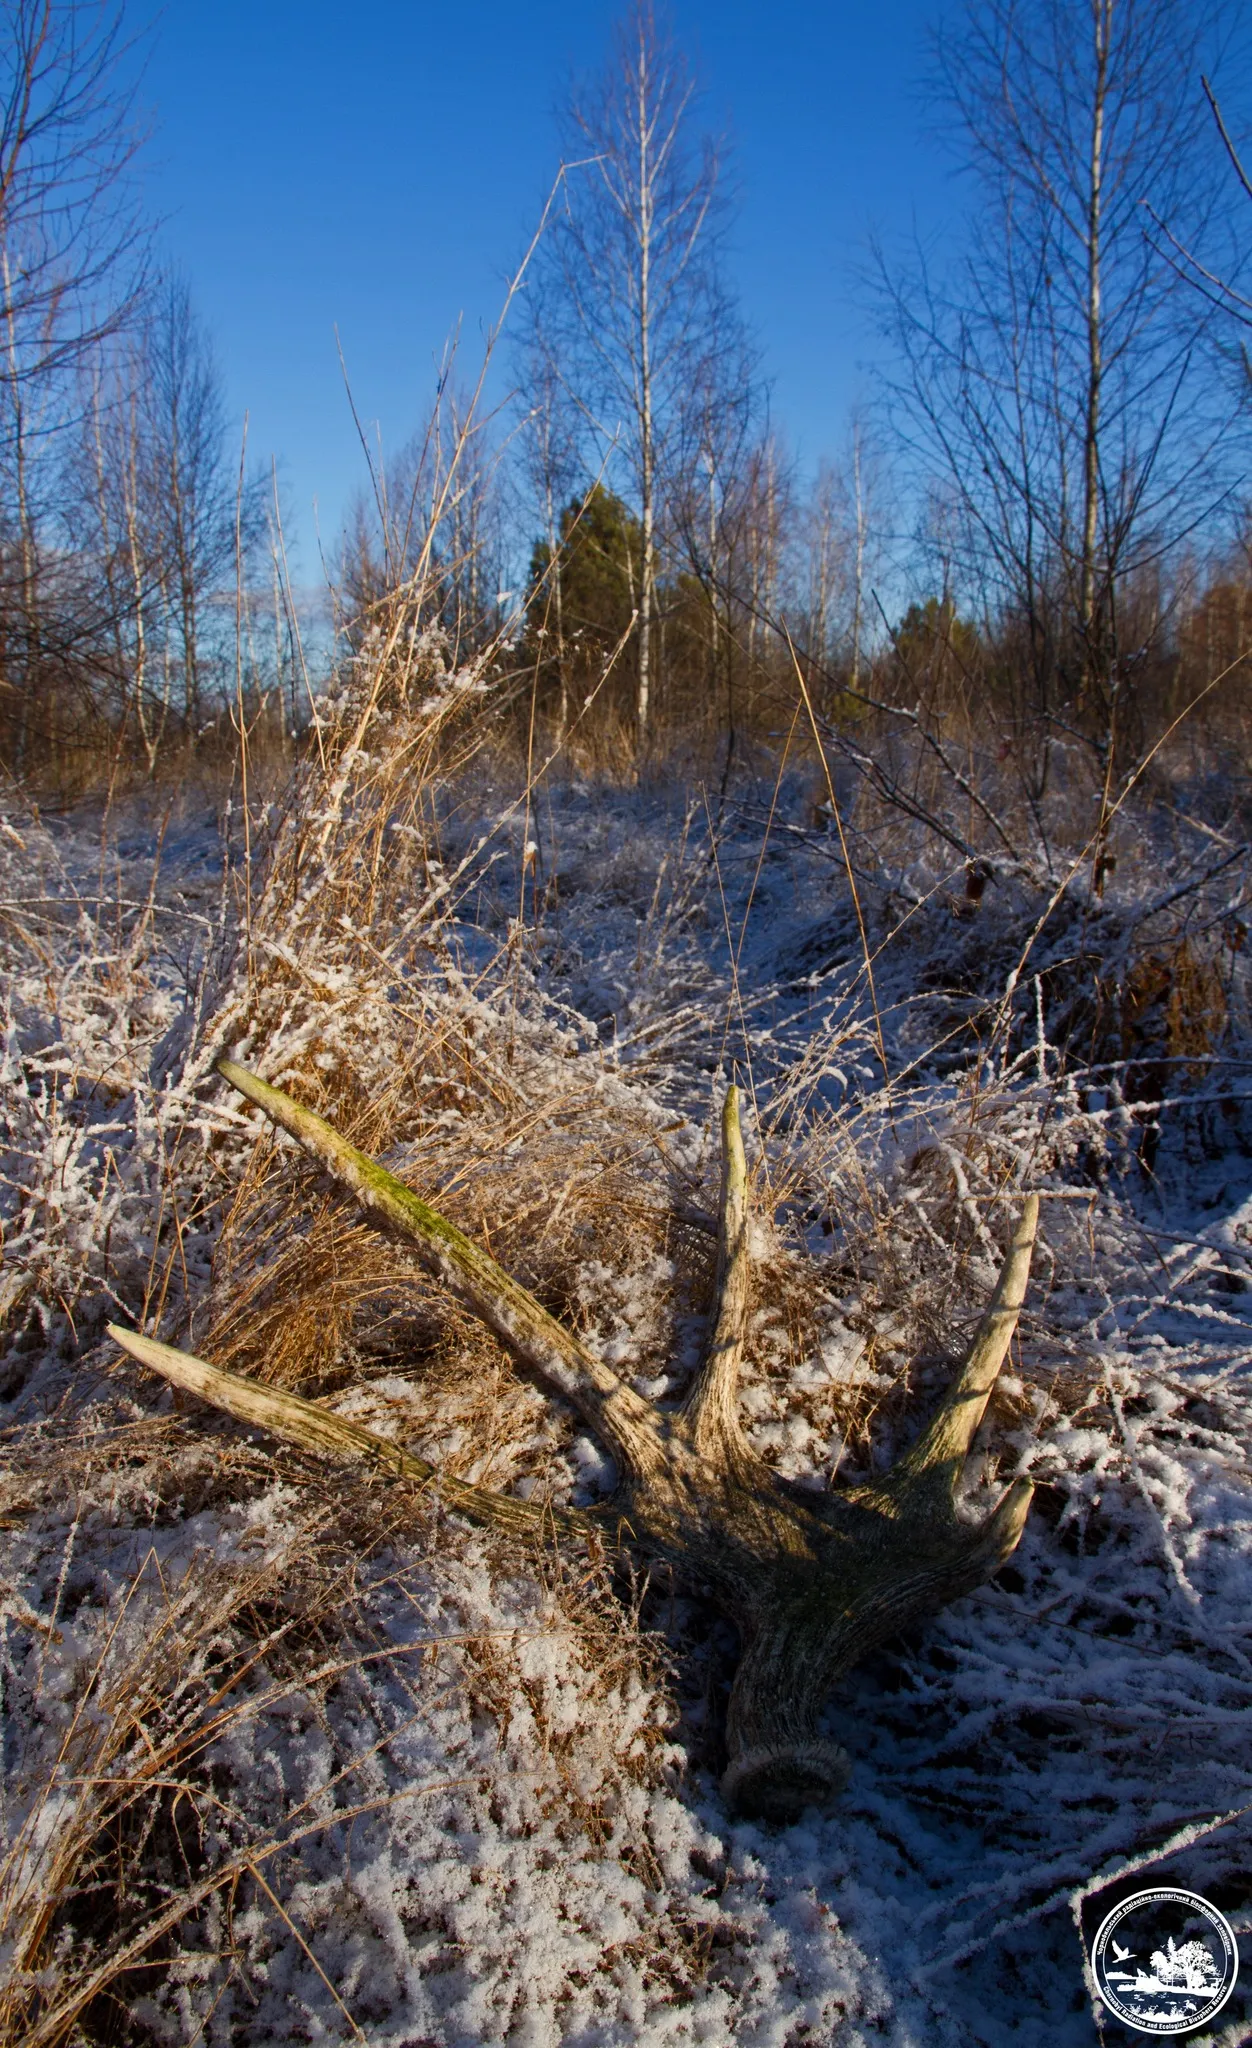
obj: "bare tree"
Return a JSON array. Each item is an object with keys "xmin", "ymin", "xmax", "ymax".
[
  {"xmin": 665, "ymin": 291, "xmax": 763, "ymax": 766},
  {"xmin": 795, "ymin": 415, "xmax": 888, "ymax": 704},
  {"xmin": 84, "ymin": 356, "xmax": 161, "ymax": 769},
  {"xmin": 524, "ymin": 3, "xmax": 733, "ymax": 756},
  {"xmin": 0, "ymin": 0, "xmax": 147, "ymax": 772},
  {"xmin": 516, "ymin": 342, "xmax": 585, "ymax": 741},
  {"xmin": 140, "ymin": 279, "xmax": 244, "ymax": 737},
  {"xmin": 73, "ymin": 279, "xmax": 255, "ymax": 768},
  {"xmin": 339, "ymin": 369, "xmax": 507, "ymax": 673},
  {"xmin": 0, "ymin": 0, "xmax": 145, "ymax": 387},
  {"xmin": 876, "ymin": 0, "xmax": 1246, "ymax": 805}
]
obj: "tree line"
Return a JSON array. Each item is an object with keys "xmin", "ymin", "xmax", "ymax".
[
  {"xmin": 0, "ymin": 0, "xmax": 302, "ymax": 791},
  {"xmin": 340, "ymin": 0, "xmax": 1252, "ymax": 844},
  {"xmin": 3, "ymin": 0, "xmax": 1251, "ymax": 813}
]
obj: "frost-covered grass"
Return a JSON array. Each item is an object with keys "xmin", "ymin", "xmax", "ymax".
[{"xmin": 3, "ymin": 663, "xmax": 1251, "ymax": 2045}]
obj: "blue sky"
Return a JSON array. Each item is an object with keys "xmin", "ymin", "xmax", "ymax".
[{"xmin": 140, "ymin": 0, "xmax": 960, "ymax": 569}]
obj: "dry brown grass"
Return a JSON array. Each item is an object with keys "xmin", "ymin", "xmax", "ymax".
[
  {"xmin": 0, "ymin": 550, "xmax": 716, "ymax": 2041},
  {"xmin": 8, "ymin": 446, "xmax": 1250, "ymax": 2039},
  {"xmin": 0, "ymin": 1349, "xmax": 677, "ymax": 2048}
]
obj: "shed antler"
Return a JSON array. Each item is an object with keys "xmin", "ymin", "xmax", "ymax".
[{"xmin": 109, "ymin": 1061, "xmax": 1038, "ymax": 1824}]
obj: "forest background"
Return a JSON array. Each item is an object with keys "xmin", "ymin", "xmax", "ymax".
[{"xmin": 4, "ymin": 0, "xmax": 1252, "ymax": 826}]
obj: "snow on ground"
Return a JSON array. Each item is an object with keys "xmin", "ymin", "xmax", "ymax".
[{"xmin": 2, "ymin": 757, "xmax": 1251, "ymax": 2045}]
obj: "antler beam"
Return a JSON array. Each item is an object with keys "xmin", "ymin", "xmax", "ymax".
[{"xmin": 216, "ymin": 1058, "xmax": 660, "ymax": 1477}]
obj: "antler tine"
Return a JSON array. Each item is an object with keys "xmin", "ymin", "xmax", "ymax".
[
  {"xmin": 682, "ymin": 1085, "xmax": 754, "ymax": 1467},
  {"xmin": 897, "ymin": 1194, "xmax": 1040, "ymax": 1493},
  {"xmin": 216, "ymin": 1059, "xmax": 660, "ymax": 1475},
  {"xmin": 969, "ymin": 1471, "xmax": 1035, "ymax": 1568},
  {"xmin": 108, "ymin": 1324, "xmax": 599, "ymax": 1541}
]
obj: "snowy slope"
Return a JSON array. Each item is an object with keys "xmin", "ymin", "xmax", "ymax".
[{"xmin": 2, "ymin": 760, "xmax": 1250, "ymax": 2046}]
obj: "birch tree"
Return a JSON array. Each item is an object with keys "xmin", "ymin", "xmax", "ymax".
[
  {"xmin": 517, "ymin": 342, "xmax": 583, "ymax": 740},
  {"xmin": 798, "ymin": 415, "xmax": 887, "ymax": 702},
  {"xmin": 140, "ymin": 280, "xmax": 245, "ymax": 736},
  {"xmin": 524, "ymin": 2, "xmax": 733, "ymax": 756},
  {"xmin": 0, "ymin": 0, "xmax": 147, "ymax": 772},
  {"xmin": 78, "ymin": 281, "xmax": 249, "ymax": 763},
  {"xmin": 877, "ymin": 0, "xmax": 1244, "ymax": 770}
]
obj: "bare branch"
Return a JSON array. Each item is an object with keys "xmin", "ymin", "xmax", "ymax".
[{"xmin": 1203, "ymin": 74, "xmax": 1252, "ymax": 208}]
